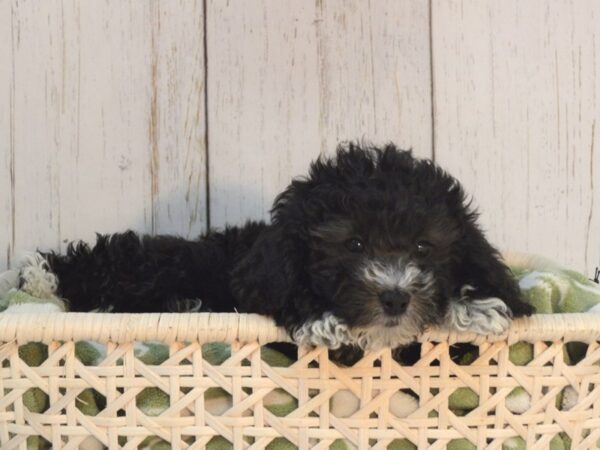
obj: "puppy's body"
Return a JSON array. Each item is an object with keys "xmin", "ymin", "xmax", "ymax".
[
  {"xmin": 43, "ymin": 223, "xmax": 268, "ymax": 314},
  {"xmin": 23, "ymin": 144, "xmax": 534, "ymax": 352}
]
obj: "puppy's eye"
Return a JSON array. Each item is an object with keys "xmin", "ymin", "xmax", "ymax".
[
  {"xmin": 345, "ymin": 238, "xmax": 365, "ymax": 253},
  {"xmin": 415, "ymin": 240, "xmax": 433, "ymax": 256}
]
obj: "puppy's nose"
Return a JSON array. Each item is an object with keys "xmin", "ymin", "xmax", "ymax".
[{"xmin": 379, "ymin": 289, "xmax": 410, "ymax": 315}]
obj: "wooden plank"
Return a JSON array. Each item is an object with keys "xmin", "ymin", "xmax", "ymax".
[
  {"xmin": 207, "ymin": 0, "xmax": 432, "ymax": 227},
  {"xmin": 8, "ymin": 1, "xmax": 73, "ymax": 265},
  {"xmin": 316, "ymin": 0, "xmax": 432, "ymax": 159},
  {"xmin": 432, "ymin": 0, "xmax": 600, "ymax": 273},
  {"xmin": 58, "ymin": 1, "xmax": 207, "ymax": 243},
  {"xmin": 206, "ymin": 0, "xmax": 321, "ymax": 228},
  {"xmin": 148, "ymin": 1, "xmax": 207, "ymax": 238},
  {"xmin": 3, "ymin": 1, "xmax": 206, "ymax": 270},
  {"xmin": 53, "ymin": 2, "xmax": 155, "ymax": 248},
  {"xmin": 0, "ymin": 1, "xmax": 13, "ymax": 270}
]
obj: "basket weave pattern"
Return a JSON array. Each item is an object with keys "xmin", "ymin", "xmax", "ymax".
[{"xmin": 1, "ymin": 313, "xmax": 600, "ymax": 449}]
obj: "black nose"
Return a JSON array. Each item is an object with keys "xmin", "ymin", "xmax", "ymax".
[{"xmin": 379, "ymin": 289, "xmax": 410, "ymax": 315}]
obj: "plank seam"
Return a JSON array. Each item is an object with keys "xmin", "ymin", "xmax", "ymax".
[
  {"xmin": 428, "ymin": 0, "xmax": 436, "ymax": 162},
  {"xmin": 203, "ymin": 0, "xmax": 211, "ymax": 231}
]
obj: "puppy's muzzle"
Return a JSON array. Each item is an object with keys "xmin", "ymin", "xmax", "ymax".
[{"xmin": 379, "ymin": 289, "xmax": 410, "ymax": 316}]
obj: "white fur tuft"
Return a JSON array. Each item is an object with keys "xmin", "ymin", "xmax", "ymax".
[
  {"xmin": 293, "ymin": 313, "xmax": 353, "ymax": 349},
  {"xmin": 293, "ymin": 312, "xmax": 425, "ymax": 351},
  {"xmin": 446, "ymin": 294, "xmax": 512, "ymax": 335},
  {"xmin": 351, "ymin": 322, "xmax": 422, "ymax": 351},
  {"xmin": 363, "ymin": 260, "xmax": 431, "ymax": 291},
  {"xmin": 19, "ymin": 252, "xmax": 58, "ymax": 299}
]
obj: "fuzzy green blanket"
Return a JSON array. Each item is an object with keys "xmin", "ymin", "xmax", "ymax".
[
  {"xmin": 444, "ymin": 253, "xmax": 600, "ymax": 450},
  {"xmin": 1, "ymin": 253, "xmax": 599, "ymax": 450}
]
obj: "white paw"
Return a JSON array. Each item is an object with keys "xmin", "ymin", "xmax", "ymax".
[
  {"xmin": 18, "ymin": 252, "xmax": 58, "ymax": 299},
  {"xmin": 447, "ymin": 296, "xmax": 512, "ymax": 335},
  {"xmin": 293, "ymin": 313, "xmax": 353, "ymax": 349}
]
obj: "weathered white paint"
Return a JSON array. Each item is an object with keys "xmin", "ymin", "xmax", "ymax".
[
  {"xmin": 207, "ymin": 0, "xmax": 432, "ymax": 227},
  {"xmin": 206, "ymin": 0, "xmax": 322, "ymax": 228},
  {"xmin": 315, "ymin": 0, "xmax": 432, "ymax": 159},
  {"xmin": 0, "ymin": 0, "xmax": 12, "ymax": 270},
  {"xmin": 149, "ymin": 1, "xmax": 207, "ymax": 238},
  {"xmin": 432, "ymin": 0, "xmax": 600, "ymax": 273},
  {"xmin": 50, "ymin": 2, "xmax": 155, "ymax": 245},
  {"xmin": 1, "ymin": 1, "xmax": 599, "ymax": 275},
  {"xmin": 0, "ymin": 1, "xmax": 206, "ymax": 270}
]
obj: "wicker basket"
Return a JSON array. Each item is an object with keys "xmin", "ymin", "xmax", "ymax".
[{"xmin": 1, "ymin": 312, "xmax": 599, "ymax": 449}]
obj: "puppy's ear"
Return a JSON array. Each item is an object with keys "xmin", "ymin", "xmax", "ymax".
[
  {"xmin": 242, "ymin": 152, "xmax": 349, "ymax": 331},
  {"xmin": 230, "ymin": 228, "xmax": 288, "ymax": 314},
  {"xmin": 230, "ymin": 226, "xmax": 315, "ymax": 331},
  {"xmin": 454, "ymin": 221, "xmax": 534, "ymax": 318}
]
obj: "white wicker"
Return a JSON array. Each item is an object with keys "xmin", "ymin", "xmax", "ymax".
[{"xmin": 1, "ymin": 312, "xmax": 600, "ymax": 449}]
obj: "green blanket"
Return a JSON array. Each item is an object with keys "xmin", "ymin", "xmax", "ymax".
[
  {"xmin": 445, "ymin": 253, "xmax": 600, "ymax": 450},
  {"xmin": 1, "ymin": 253, "xmax": 599, "ymax": 450}
]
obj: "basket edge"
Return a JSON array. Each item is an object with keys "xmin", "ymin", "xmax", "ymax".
[{"xmin": 0, "ymin": 312, "xmax": 598, "ymax": 345}]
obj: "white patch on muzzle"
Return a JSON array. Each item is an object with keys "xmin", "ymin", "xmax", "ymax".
[{"xmin": 362, "ymin": 260, "xmax": 426, "ymax": 291}]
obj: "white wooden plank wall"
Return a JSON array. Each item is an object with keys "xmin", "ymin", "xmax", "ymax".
[
  {"xmin": 0, "ymin": 1, "xmax": 12, "ymax": 271},
  {"xmin": 432, "ymin": 0, "xmax": 600, "ymax": 273},
  {"xmin": 207, "ymin": 0, "xmax": 431, "ymax": 227},
  {"xmin": 1, "ymin": 0, "xmax": 599, "ymax": 274},
  {"xmin": 1, "ymin": 1, "xmax": 206, "ymax": 270}
]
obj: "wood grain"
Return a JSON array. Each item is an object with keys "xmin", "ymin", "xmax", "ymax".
[
  {"xmin": 148, "ymin": 1, "xmax": 207, "ymax": 238},
  {"xmin": 54, "ymin": 2, "xmax": 155, "ymax": 247},
  {"xmin": 0, "ymin": 0, "xmax": 13, "ymax": 270},
  {"xmin": 432, "ymin": 0, "xmax": 600, "ymax": 273},
  {"xmin": 2, "ymin": 0, "xmax": 599, "ymax": 274},
  {"xmin": 8, "ymin": 1, "xmax": 73, "ymax": 264},
  {"xmin": 207, "ymin": 0, "xmax": 432, "ymax": 227},
  {"xmin": 0, "ymin": 1, "xmax": 206, "ymax": 270},
  {"xmin": 315, "ymin": 0, "xmax": 432, "ymax": 158},
  {"xmin": 206, "ymin": 0, "xmax": 320, "ymax": 228}
]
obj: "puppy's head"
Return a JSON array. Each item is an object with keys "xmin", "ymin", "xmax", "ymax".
[
  {"xmin": 272, "ymin": 144, "xmax": 461, "ymax": 332},
  {"xmin": 234, "ymin": 142, "xmax": 527, "ymax": 344},
  {"xmin": 270, "ymin": 143, "xmax": 506, "ymax": 337}
]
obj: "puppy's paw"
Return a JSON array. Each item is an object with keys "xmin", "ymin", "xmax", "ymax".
[
  {"xmin": 329, "ymin": 345, "xmax": 364, "ymax": 366},
  {"xmin": 18, "ymin": 252, "xmax": 58, "ymax": 299},
  {"xmin": 293, "ymin": 313, "xmax": 353, "ymax": 349},
  {"xmin": 505, "ymin": 296, "xmax": 536, "ymax": 317},
  {"xmin": 447, "ymin": 295, "xmax": 512, "ymax": 335}
]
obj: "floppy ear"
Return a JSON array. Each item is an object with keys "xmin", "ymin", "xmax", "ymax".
[
  {"xmin": 230, "ymin": 227, "xmax": 302, "ymax": 318},
  {"xmin": 454, "ymin": 221, "xmax": 534, "ymax": 318},
  {"xmin": 233, "ymin": 145, "xmax": 376, "ymax": 333},
  {"xmin": 230, "ymin": 183, "xmax": 323, "ymax": 333}
]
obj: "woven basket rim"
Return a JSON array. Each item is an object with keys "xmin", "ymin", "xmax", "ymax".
[{"xmin": 1, "ymin": 312, "xmax": 599, "ymax": 345}]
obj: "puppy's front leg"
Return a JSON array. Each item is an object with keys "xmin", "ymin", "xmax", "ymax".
[
  {"xmin": 449, "ymin": 224, "xmax": 535, "ymax": 335},
  {"xmin": 289, "ymin": 314, "xmax": 364, "ymax": 365},
  {"xmin": 446, "ymin": 286, "xmax": 513, "ymax": 335},
  {"xmin": 291, "ymin": 312, "xmax": 354, "ymax": 349},
  {"xmin": 446, "ymin": 268, "xmax": 534, "ymax": 336}
]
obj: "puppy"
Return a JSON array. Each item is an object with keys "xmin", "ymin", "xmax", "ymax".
[{"xmin": 19, "ymin": 143, "xmax": 534, "ymax": 354}]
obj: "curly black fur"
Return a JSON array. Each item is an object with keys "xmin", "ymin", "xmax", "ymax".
[
  {"xmin": 43, "ymin": 223, "xmax": 266, "ymax": 313},
  {"xmin": 32, "ymin": 143, "xmax": 533, "ymax": 350}
]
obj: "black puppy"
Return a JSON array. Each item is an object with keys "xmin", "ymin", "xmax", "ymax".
[{"xmin": 20, "ymin": 143, "xmax": 533, "ymax": 353}]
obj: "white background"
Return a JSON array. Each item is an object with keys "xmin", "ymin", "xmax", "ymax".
[{"xmin": 1, "ymin": 0, "xmax": 599, "ymax": 274}]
